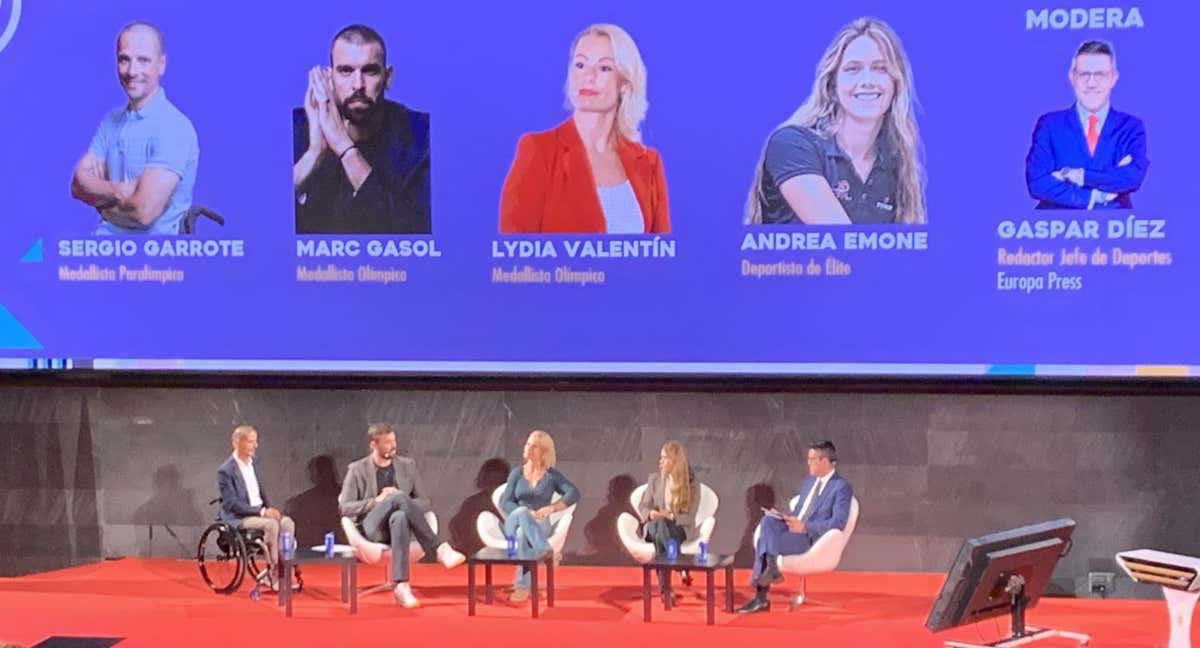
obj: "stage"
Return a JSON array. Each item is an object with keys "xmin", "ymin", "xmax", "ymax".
[{"xmin": 0, "ymin": 559, "xmax": 1186, "ymax": 647}]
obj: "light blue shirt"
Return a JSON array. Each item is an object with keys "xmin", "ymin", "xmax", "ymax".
[
  {"xmin": 88, "ymin": 88, "xmax": 199, "ymax": 235},
  {"xmin": 1075, "ymin": 102, "xmax": 1112, "ymax": 209},
  {"xmin": 1075, "ymin": 102, "xmax": 1110, "ymax": 137}
]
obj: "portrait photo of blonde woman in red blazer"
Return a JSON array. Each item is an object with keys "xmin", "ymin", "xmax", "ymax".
[{"xmin": 498, "ymin": 24, "xmax": 670, "ymax": 235}]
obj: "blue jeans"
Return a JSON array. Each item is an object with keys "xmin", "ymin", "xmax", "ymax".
[{"xmin": 503, "ymin": 506, "xmax": 552, "ymax": 588}]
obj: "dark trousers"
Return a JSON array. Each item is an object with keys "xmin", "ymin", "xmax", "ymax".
[
  {"xmin": 361, "ymin": 493, "xmax": 439, "ymax": 583},
  {"xmin": 750, "ymin": 516, "xmax": 812, "ymax": 591},
  {"xmin": 644, "ymin": 517, "xmax": 687, "ymax": 591}
]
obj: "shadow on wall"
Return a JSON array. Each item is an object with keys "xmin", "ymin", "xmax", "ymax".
[
  {"xmin": 579, "ymin": 474, "xmax": 638, "ymax": 565},
  {"xmin": 134, "ymin": 464, "xmax": 203, "ymax": 557},
  {"xmin": 733, "ymin": 482, "xmax": 776, "ymax": 567},
  {"xmin": 73, "ymin": 395, "xmax": 102, "ymax": 562},
  {"xmin": 448, "ymin": 458, "xmax": 512, "ymax": 555},
  {"xmin": 0, "ymin": 415, "xmax": 72, "ymax": 576},
  {"xmin": 284, "ymin": 455, "xmax": 342, "ymax": 546}
]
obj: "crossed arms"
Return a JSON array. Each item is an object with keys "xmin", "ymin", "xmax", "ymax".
[
  {"xmin": 777, "ymin": 175, "xmax": 854, "ymax": 224},
  {"xmin": 1025, "ymin": 114, "xmax": 1149, "ymax": 209},
  {"xmin": 70, "ymin": 153, "xmax": 179, "ymax": 228}
]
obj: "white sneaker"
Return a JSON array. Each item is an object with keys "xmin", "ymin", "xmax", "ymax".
[
  {"xmin": 436, "ymin": 543, "xmax": 466, "ymax": 569},
  {"xmin": 341, "ymin": 518, "xmax": 387, "ymax": 564},
  {"xmin": 393, "ymin": 582, "xmax": 420, "ymax": 608}
]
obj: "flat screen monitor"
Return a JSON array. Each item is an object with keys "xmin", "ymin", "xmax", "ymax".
[
  {"xmin": 1, "ymin": 4, "xmax": 1195, "ymax": 378},
  {"xmin": 926, "ymin": 518, "xmax": 1075, "ymax": 633}
]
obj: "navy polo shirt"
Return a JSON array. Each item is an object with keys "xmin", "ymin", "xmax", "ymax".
[{"xmin": 758, "ymin": 125, "xmax": 899, "ymax": 224}]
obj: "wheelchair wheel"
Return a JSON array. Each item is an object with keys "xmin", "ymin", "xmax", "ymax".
[{"xmin": 197, "ymin": 523, "xmax": 246, "ymax": 594}]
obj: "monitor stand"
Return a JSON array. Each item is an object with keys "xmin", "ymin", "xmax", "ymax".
[{"xmin": 943, "ymin": 575, "xmax": 1090, "ymax": 648}]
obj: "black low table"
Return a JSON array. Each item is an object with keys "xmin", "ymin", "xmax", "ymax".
[
  {"xmin": 279, "ymin": 547, "xmax": 358, "ymax": 618},
  {"xmin": 467, "ymin": 547, "xmax": 555, "ymax": 618},
  {"xmin": 641, "ymin": 553, "xmax": 735, "ymax": 625}
]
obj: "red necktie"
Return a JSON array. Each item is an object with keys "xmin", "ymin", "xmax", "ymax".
[{"xmin": 1086, "ymin": 114, "xmax": 1099, "ymax": 155}]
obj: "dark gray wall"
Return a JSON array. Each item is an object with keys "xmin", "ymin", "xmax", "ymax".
[{"xmin": 1, "ymin": 385, "xmax": 1195, "ymax": 598}]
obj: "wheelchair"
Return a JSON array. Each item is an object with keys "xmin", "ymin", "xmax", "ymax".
[
  {"xmin": 180, "ymin": 205, "xmax": 225, "ymax": 235},
  {"xmin": 196, "ymin": 498, "xmax": 301, "ymax": 594}
]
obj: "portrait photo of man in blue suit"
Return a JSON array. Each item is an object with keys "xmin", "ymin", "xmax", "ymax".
[{"xmin": 1025, "ymin": 40, "xmax": 1148, "ymax": 209}]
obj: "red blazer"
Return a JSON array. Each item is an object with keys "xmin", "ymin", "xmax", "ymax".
[{"xmin": 499, "ymin": 118, "xmax": 670, "ymax": 234}]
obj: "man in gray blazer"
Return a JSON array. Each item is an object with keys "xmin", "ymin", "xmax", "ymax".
[{"xmin": 340, "ymin": 422, "xmax": 465, "ymax": 607}]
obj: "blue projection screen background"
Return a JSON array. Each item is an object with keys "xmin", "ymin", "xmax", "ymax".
[{"xmin": 0, "ymin": 1, "xmax": 1192, "ymax": 377}]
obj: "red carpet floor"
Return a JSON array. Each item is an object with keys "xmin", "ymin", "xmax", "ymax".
[{"xmin": 0, "ymin": 558, "xmax": 1184, "ymax": 647}]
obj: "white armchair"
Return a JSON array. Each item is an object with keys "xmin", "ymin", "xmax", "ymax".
[
  {"xmin": 617, "ymin": 483, "xmax": 719, "ymax": 563},
  {"xmin": 751, "ymin": 494, "xmax": 860, "ymax": 607},
  {"xmin": 341, "ymin": 511, "xmax": 438, "ymax": 595},
  {"xmin": 476, "ymin": 484, "xmax": 578, "ymax": 556}
]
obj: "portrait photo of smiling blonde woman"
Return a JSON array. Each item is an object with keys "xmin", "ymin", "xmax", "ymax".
[
  {"xmin": 745, "ymin": 17, "xmax": 926, "ymax": 226},
  {"xmin": 498, "ymin": 23, "xmax": 670, "ymax": 235}
]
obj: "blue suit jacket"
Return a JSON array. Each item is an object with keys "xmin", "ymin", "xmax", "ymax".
[
  {"xmin": 1025, "ymin": 106, "xmax": 1149, "ymax": 209},
  {"xmin": 789, "ymin": 472, "xmax": 853, "ymax": 540},
  {"xmin": 217, "ymin": 456, "xmax": 273, "ymax": 527}
]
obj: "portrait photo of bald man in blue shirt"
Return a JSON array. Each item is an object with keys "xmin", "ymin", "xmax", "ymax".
[
  {"xmin": 1025, "ymin": 40, "xmax": 1148, "ymax": 210},
  {"xmin": 69, "ymin": 22, "xmax": 199, "ymax": 235}
]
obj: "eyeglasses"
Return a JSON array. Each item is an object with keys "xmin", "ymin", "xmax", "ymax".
[{"xmin": 1073, "ymin": 70, "xmax": 1113, "ymax": 82}]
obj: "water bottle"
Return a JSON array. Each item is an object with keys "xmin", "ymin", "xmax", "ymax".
[
  {"xmin": 665, "ymin": 538, "xmax": 679, "ymax": 562},
  {"xmin": 505, "ymin": 534, "xmax": 517, "ymax": 558},
  {"xmin": 324, "ymin": 531, "xmax": 335, "ymax": 558},
  {"xmin": 698, "ymin": 541, "xmax": 708, "ymax": 562},
  {"xmin": 280, "ymin": 531, "xmax": 295, "ymax": 561}
]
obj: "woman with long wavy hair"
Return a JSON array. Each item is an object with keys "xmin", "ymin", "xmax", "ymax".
[
  {"xmin": 745, "ymin": 17, "xmax": 925, "ymax": 225},
  {"xmin": 637, "ymin": 440, "xmax": 699, "ymax": 606}
]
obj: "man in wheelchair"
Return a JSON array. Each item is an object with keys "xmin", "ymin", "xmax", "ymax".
[{"xmin": 217, "ymin": 425, "xmax": 295, "ymax": 591}]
